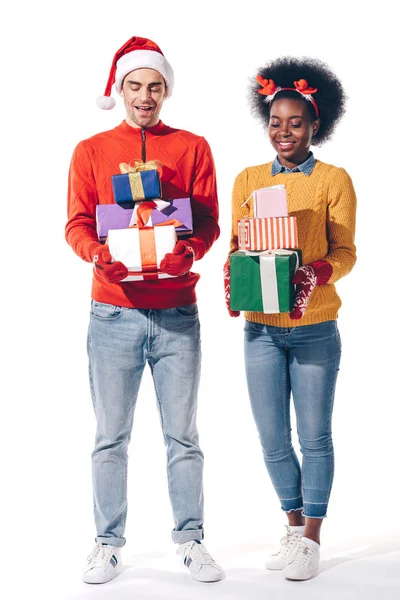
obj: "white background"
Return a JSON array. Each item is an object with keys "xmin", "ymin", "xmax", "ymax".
[{"xmin": 2, "ymin": 1, "xmax": 399, "ymax": 598}]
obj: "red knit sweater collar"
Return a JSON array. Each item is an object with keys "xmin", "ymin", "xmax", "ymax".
[{"xmin": 117, "ymin": 120, "xmax": 170, "ymax": 137}]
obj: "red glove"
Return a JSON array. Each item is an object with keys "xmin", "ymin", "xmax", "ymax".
[
  {"xmin": 90, "ymin": 243, "xmax": 128, "ymax": 284},
  {"xmin": 224, "ymin": 258, "xmax": 240, "ymax": 318},
  {"xmin": 290, "ymin": 260, "xmax": 333, "ymax": 320},
  {"xmin": 160, "ymin": 240, "xmax": 195, "ymax": 277}
]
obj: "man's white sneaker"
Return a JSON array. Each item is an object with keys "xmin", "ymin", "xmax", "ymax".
[
  {"xmin": 283, "ymin": 537, "xmax": 320, "ymax": 581},
  {"xmin": 83, "ymin": 543, "xmax": 122, "ymax": 584},
  {"xmin": 177, "ymin": 540, "xmax": 225, "ymax": 582},
  {"xmin": 265, "ymin": 525, "xmax": 305, "ymax": 570}
]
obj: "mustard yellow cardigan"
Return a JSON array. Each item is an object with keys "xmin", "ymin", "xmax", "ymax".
[{"xmin": 229, "ymin": 160, "xmax": 357, "ymax": 327}]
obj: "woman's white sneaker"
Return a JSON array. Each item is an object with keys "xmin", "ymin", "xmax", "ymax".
[
  {"xmin": 283, "ymin": 537, "xmax": 320, "ymax": 580},
  {"xmin": 83, "ymin": 543, "xmax": 122, "ymax": 584},
  {"xmin": 265, "ymin": 525, "xmax": 305, "ymax": 570},
  {"xmin": 177, "ymin": 540, "xmax": 225, "ymax": 582}
]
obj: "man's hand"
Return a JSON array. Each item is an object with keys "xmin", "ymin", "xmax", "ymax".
[
  {"xmin": 91, "ymin": 244, "xmax": 128, "ymax": 284},
  {"xmin": 160, "ymin": 240, "xmax": 194, "ymax": 277}
]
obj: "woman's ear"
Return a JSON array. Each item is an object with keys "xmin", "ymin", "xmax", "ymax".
[{"xmin": 312, "ymin": 118, "xmax": 321, "ymax": 137}]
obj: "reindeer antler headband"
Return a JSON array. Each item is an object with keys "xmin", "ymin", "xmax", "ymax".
[{"xmin": 256, "ymin": 76, "xmax": 319, "ymax": 118}]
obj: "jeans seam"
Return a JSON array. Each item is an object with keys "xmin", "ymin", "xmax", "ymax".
[
  {"xmin": 325, "ymin": 348, "xmax": 341, "ymax": 501},
  {"xmin": 282, "ymin": 359, "xmax": 302, "ymax": 508},
  {"xmin": 149, "ymin": 361, "xmax": 172, "ymax": 496},
  {"xmin": 87, "ymin": 331, "xmax": 97, "ymax": 413}
]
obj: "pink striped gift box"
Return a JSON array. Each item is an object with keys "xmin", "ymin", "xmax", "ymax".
[{"xmin": 238, "ymin": 217, "xmax": 298, "ymax": 251}]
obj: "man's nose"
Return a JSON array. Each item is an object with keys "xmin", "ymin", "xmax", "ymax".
[{"xmin": 138, "ymin": 87, "xmax": 151, "ymax": 101}]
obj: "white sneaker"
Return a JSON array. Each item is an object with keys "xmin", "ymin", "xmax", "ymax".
[
  {"xmin": 177, "ymin": 540, "xmax": 225, "ymax": 583},
  {"xmin": 265, "ymin": 525, "xmax": 305, "ymax": 570},
  {"xmin": 283, "ymin": 537, "xmax": 320, "ymax": 581},
  {"xmin": 83, "ymin": 543, "xmax": 122, "ymax": 584}
]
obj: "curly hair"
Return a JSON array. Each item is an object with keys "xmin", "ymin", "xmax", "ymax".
[{"xmin": 249, "ymin": 56, "xmax": 346, "ymax": 145}]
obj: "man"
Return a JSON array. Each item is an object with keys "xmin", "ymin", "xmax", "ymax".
[{"xmin": 66, "ymin": 36, "xmax": 223, "ymax": 585}]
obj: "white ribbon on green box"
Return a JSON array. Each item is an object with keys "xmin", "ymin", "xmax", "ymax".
[
  {"xmin": 230, "ymin": 249, "xmax": 301, "ymax": 314},
  {"xmin": 259, "ymin": 249, "xmax": 299, "ymax": 313}
]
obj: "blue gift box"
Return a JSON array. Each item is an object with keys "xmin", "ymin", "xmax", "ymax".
[{"xmin": 112, "ymin": 169, "xmax": 162, "ymax": 208}]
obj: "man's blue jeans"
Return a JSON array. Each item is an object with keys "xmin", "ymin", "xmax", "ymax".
[
  {"xmin": 87, "ymin": 300, "xmax": 204, "ymax": 547},
  {"xmin": 244, "ymin": 319, "xmax": 341, "ymax": 519}
]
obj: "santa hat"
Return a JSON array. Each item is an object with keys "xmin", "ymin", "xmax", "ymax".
[{"xmin": 97, "ymin": 36, "xmax": 174, "ymax": 110}]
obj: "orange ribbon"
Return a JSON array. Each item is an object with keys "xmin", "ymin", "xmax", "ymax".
[
  {"xmin": 135, "ymin": 201, "xmax": 182, "ymax": 229},
  {"xmin": 138, "ymin": 228, "xmax": 158, "ymax": 272},
  {"xmin": 136, "ymin": 224, "xmax": 181, "ymax": 272},
  {"xmin": 136, "ymin": 201, "xmax": 157, "ymax": 227},
  {"xmin": 128, "ymin": 202, "xmax": 182, "ymax": 272}
]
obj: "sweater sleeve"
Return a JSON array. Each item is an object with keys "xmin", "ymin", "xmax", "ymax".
[
  {"xmin": 65, "ymin": 141, "xmax": 100, "ymax": 262},
  {"xmin": 189, "ymin": 137, "xmax": 220, "ymax": 260},
  {"xmin": 229, "ymin": 169, "xmax": 249, "ymax": 255},
  {"xmin": 325, "ymin": 167, "xmax": 357, "ymax": 284}
]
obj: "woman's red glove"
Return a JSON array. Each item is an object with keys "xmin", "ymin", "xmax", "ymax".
[
  {"xmin": 290, "ymin": 260, "xmax": 333, "ymax": 320},
  {"xmin": 224, "ymin": 258, "xmax": 240, "ymax": 317}
]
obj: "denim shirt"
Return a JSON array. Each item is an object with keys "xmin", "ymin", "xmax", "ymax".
[{"xmin": 271, "ymin": 152, "xmax": 315, "ymax": 176}]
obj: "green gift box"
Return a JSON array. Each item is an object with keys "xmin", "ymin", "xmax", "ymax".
[{"xmin": 230, "ymin": 249, "xmax": 302, "ymax": 313}]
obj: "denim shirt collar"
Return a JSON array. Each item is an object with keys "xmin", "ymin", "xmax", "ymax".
[{"xmin": 271, "ymin": 152, "xmax": 315, "ymax": 176}]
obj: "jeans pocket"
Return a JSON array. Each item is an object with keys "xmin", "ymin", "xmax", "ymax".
[
  {"xmin": 244, "ymin": 319, "xmax": 264, "ymax": 332},
  {"xmin": 173, "ymin": 303, "xmax": 199, "ymax": 318},
  {"xmin": 90, "ymin": 300, "xmax": 123, "ymax": 320}
]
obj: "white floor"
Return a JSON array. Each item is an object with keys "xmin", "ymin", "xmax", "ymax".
[{"xmin": 23, "ymin": 530, "xmax": 400, "ymax": 600}]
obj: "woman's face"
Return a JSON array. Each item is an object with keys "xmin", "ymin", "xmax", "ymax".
[{"xmin": 268, "ymin": 97, "xmax": 320, "ymax": 168}]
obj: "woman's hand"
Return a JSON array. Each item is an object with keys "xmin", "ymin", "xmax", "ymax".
[{"xmin": 290, "ymin": 260, "xmax": 333, "ymax": 320}]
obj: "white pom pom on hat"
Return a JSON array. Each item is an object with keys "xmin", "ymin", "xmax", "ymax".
[
  {"xmin": 96, "ymin": 96, "xmax": 116, "ymax": 110},
  {"xmin": 96, "ymin": 36, "xmax": 174, "ymax": 109}
]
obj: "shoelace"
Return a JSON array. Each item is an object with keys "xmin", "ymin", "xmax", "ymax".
[
  {"xmin": 290, "ymin": 540, "xmax": 314, "ymax": 567},
  {"xmin": 87, "ymin": 543, "xmax": 114, "ymax": 568},
  {"xmin": 180, "ymin": 542, "xmax": 215, "ymax": 567},
  {"xmin": 276, "ymin": 527, "xmax": 301, "ymax": 557}
]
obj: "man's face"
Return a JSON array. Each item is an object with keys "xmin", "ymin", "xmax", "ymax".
[{"xmin": 121, "ymin": 68, "xmax": 167, "ymax": 129}]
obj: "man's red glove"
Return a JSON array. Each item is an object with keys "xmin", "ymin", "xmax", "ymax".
[
  {"xmin": 160, "ymin": 240, "xmax": 195, "ymax": 277},
  {"xmin": 290, "ymin": 260, "xmax": 333, "ymax": 320},
  {"xmin": 90, "ymin": 243, "xmax": 128, "ymax": 284},
  {"xmin": 223, "ymin": 258, "xmax": 240, "ymax": 318}
]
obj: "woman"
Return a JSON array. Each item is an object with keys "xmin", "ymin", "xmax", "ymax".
[{"xmin": 224, "ymin": 57, "xmax": 356, "ymax": 580}]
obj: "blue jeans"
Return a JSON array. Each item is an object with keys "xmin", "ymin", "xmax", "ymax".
[
  {"xmin": 244, "ymin": 320, "xmax": 341, "ymax": 519},
  {"xmin": 87, "ymin": 300, "xmax": 204, "ymax": 547}
]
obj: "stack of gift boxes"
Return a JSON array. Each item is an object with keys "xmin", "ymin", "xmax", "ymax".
[
  {"xmin": 96, "ymin": 162, "xmax": 193, "ymax": 281},
  {"xmin": 230, "ymin": 185, "xmax": 302, "ymax": 314}
]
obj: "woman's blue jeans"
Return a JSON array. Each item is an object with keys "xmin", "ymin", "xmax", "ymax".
[{"xmin": 244, "ymin": 319, "xmax": 341, "ymax": 519}]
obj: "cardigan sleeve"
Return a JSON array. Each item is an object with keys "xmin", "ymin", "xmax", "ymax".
[{"xmin": 325, "ymin": 167, "xmax": 357, "ymax": 284}]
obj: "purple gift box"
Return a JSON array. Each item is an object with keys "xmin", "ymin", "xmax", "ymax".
[{"xmin": 96, "ymin": 199, "xmax": 193, "ymax": 242}]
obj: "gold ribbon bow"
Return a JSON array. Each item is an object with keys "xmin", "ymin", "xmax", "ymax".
[
  {"xmin": 118, "ymin": 161, "xmax": 163, "ymax": 201},
  {"xmin": 119, "ymin": 160, "xmax": 163, "ymax": 175}
]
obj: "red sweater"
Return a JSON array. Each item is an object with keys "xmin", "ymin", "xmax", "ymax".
[{"xmin": 66, "ymin": 120, "xmax": 219, "ymax": 308}]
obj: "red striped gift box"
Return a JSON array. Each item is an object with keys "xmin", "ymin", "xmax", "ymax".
[{"xmin": 238, "ymin": 217, "xmax": 298, "ymax": 251}]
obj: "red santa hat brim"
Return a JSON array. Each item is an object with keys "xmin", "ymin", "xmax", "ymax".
[{"xmin": 115, "ymin": 49, "xmax": 174, "ymax": 95}]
